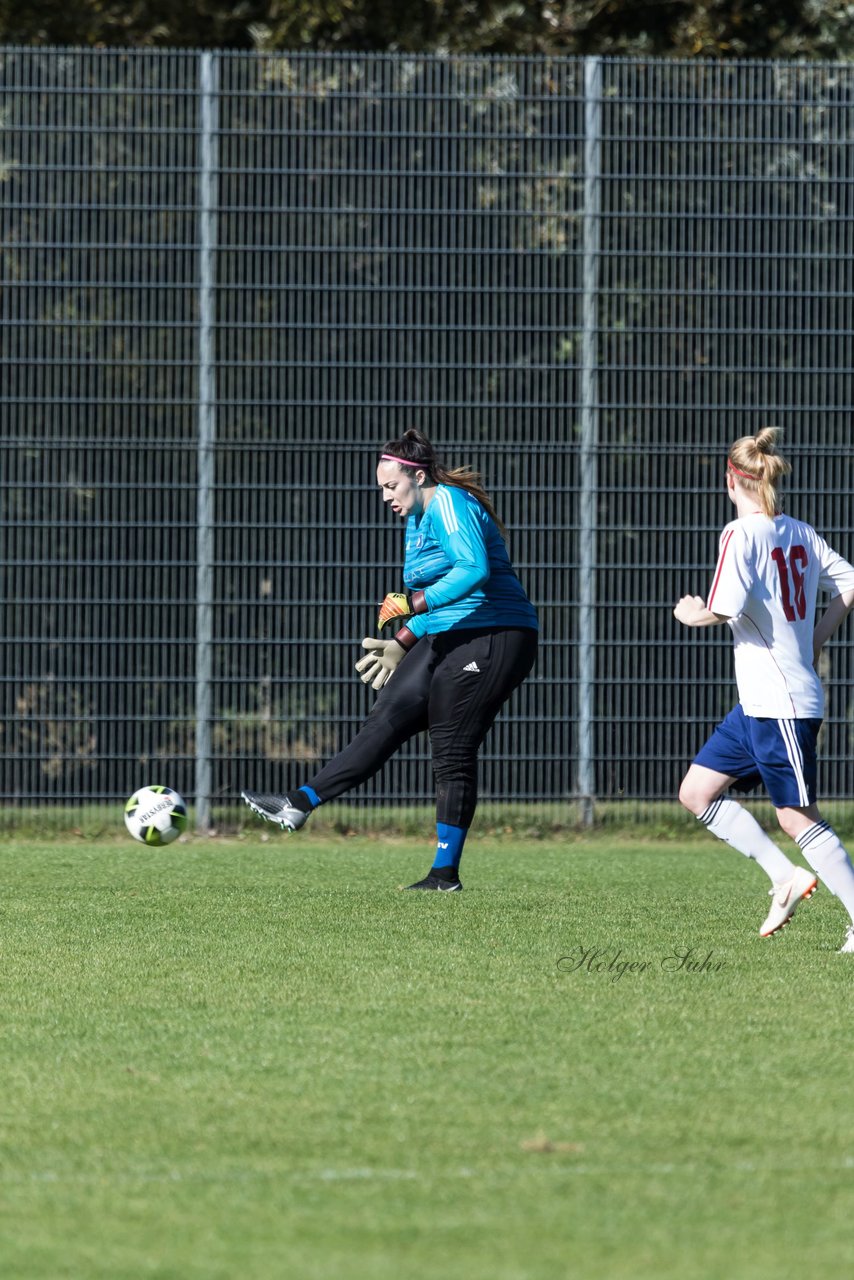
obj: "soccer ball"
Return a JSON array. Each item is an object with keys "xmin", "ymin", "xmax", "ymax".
[{"xmin": 124, "ymin": 785, "xmax": 188, "ymax": 846}]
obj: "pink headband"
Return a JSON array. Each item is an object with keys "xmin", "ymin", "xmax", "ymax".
[
  {"xmin": 727, "ymin": 460, "xmax": 756, "ymax": 480},
  {"xmin": 381, "ymin": 453, "xmax": 423, "ymax": 468}
]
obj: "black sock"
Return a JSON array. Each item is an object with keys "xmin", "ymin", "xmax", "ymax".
[{"xmin": 287, "ymin": 790, "xmax": 315, "ymax": 815}]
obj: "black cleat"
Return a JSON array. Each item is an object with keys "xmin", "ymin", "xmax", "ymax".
[
  {"xmin": 403, "ymin": 871, "xmax": 463, "ymax": 892},
  {"xmin": 241, "ymin": 790, "xmax": 309, "ymax": 831}
]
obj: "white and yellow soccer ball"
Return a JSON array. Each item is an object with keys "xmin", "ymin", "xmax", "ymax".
[{"xmin": 124, "ymin": 785, "xmax": 188, "ymax": 846}]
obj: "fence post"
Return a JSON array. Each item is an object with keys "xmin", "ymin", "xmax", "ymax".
[
  {"xmin": 578, "ymin": 55, "xmax": 601, "ymax": 827},
  {"xmin": 195, "ymin": 51, "xmax": 218, "ymax": 832}
]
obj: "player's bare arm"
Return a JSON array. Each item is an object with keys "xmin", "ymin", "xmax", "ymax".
[
  {"xmin": 673, "ymin": 594, "xmax": 731, "ymax": 627},
  {"xmin": 813, "ymin": 586, "xmax": 854, "ymax": 662}
]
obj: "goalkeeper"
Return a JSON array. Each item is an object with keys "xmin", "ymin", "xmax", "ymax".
[{"xmin": 242, "ymin": 428, "xmax": 538, "ymax": 890}]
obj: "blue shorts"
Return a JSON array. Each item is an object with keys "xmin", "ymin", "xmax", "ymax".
[{"xmin": 693, "ymin": 704, "xmax": 821, "ymax": 809}]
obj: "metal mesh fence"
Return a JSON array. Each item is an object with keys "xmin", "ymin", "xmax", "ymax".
[{"xmin": 2, "ymin": 48, "xmax": 854, "ymax": 827}]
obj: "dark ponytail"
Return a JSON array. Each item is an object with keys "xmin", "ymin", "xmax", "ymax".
[{"xmin": 380, "ymin": 428, "xmax": 506, "ymax": 535}]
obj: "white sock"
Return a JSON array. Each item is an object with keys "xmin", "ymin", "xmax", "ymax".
[
  {"xmin": 699, "ymin": 797, "xmax": 796, "ymax": 884},
  {"xmin": 797, "ymin": 822, "xmax": 854, "ymax": 923}
]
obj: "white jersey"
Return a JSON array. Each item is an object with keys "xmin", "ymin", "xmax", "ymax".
[{"xmin": 706, "ymin": 512, "xmax": 854, "ymax": 719}]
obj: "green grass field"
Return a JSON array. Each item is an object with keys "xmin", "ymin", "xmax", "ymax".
[{"xmin": 1, "ymin": 830, "xmax": 852, "ymax": 1279}]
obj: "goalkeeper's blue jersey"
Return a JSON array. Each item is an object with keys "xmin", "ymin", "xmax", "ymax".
[{"xmin": 402, "ymin": 485, "xmax": 538, "ymax": 639}]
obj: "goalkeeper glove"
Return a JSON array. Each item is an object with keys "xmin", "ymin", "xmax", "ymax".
[
  {"xmin": 377, "ymin": 590, "xmax": 427, "ymax": 631},
  {"xmin": 355, "ymin": 627, "xmax": 417, "ymax": 690}
]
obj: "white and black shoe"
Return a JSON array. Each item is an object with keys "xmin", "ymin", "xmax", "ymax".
[
  {"xmin": 241, "ymin": 790, "xmax": 309, "ymax": 831},
  {"xmin": 403, "ymin": 870, "xmax": 463, "ymax": 892},
  {"xmin": 839, "ymin": 925, "xmax": 854, "ymax": 954}
]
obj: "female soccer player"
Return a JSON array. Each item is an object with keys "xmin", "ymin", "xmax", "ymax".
[
  {"xmin": 242, "ymin": 429, "xmax": 538, "ymax": 890},
  {"xmin": 675, "ymin": 427, "xmax": 854, "ymax": 953}
]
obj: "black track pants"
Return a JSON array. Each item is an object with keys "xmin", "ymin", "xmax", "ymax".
[{"xmin": 306, "ymin": 627, "xmax": 538, "ymax": 828}]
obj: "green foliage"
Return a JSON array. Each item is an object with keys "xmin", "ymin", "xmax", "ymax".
[
  {"xmin": 2, "ymin": 0, "xmax": 854, "ymax": 58},
  {"xmin": 1, "ymin": 835, "xmax": 853, "ymax": 1277}
]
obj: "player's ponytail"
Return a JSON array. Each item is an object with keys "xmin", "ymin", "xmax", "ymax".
[
  {"xmin": 728, "ymin": 427, "xmax": 791, "ymax": 517},
  {"xmin": 381, "ymin": 428, "xmax": 506, "ymax": 534}
]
